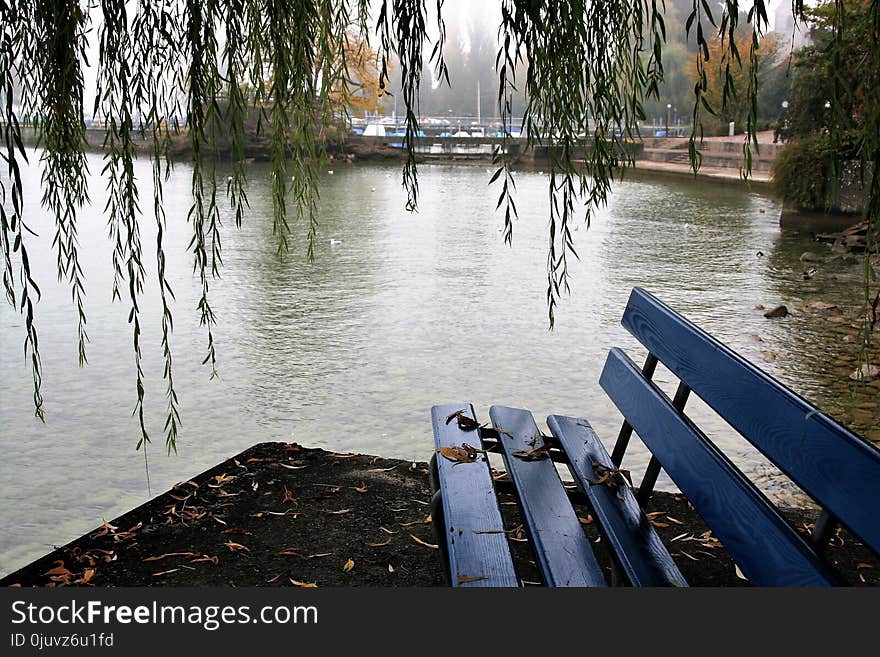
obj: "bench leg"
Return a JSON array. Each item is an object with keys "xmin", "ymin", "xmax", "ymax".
[
  {"xmin": 431, "ymin": 490, "xmax": 451, "ymax": 586},
  {"xmin": 636, "ymin": 456, "xmax": 662, "ymax": 506},
  {"xmin": 428, "ymin": 453, "xmax": 439, "ymax": 495}
]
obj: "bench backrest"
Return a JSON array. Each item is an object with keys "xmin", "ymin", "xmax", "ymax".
[{"xmin": 600, "ymin": 287, "xmax": 880, "ymax": 584}]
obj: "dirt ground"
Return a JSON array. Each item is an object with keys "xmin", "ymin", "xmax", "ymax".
[{"xmin": 2, "ymin": 442, "xmax": 877, "ymax": 588}]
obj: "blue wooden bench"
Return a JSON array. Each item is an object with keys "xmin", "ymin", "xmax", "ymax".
[{"xmin": 429, "ymin": 287, "xmax": 880, "ymax": 586}]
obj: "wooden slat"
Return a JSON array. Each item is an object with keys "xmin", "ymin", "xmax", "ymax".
[
  {"xmin": 547, "ymin": 414, "xmax": 688, "ymax": 587},
  {"xmin": 489, "ymin": 406, "xmax": 607, "ymax": 587},
  {"xmin": 600, "ymin": 349, "xmax": 838, "ymax": 586},
  {"xmin": 431, "ymin": 404, "xmax": 519, "ymax": 587},
  {"xmin": 621, "ymin": 287, "xmax": 880, "ymax": 554}
]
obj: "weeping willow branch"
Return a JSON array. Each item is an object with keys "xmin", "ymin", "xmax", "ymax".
[{"xmin": 1, "ymin": 0, "xmax": 877, "ymax": 455}]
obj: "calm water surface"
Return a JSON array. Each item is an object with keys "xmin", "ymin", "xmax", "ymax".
[{"xmin": 0, "ymin": 156, "xmax": 874, "ymax": 575}]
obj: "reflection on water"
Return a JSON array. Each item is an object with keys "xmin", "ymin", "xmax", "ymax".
[{"xmin": 0, "ymin": 156, "xmax": 875, "ymax": 575}]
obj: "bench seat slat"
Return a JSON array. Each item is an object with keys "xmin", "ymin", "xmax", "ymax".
[
  {"xmin": 489, "ymin": 406, "xmax": 607, "ymax": 587},
  {"xmin": 547, "ymin": 414, "xmax": 688, "ymax": 587},
  {"xmin": 622, "ymin": 287, "xmax": 880, "ymax": 554},
  {"xmin": 431, "ymin": 404, "xmax": 519, "ymax": 587},
  {"xmin": 600, "ymin": 349, "xmax": 839, "ymax": 586}
]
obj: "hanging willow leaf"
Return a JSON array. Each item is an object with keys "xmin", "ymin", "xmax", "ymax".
[{"xmin": 1, "ymin": 0, "xmax": 876, "ymax": 465}]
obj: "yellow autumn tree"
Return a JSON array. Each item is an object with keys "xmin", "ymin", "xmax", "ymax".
[
  {"xmin": 690, "ymin": 29, "xmax": 779, "ymax": 135},
  {"xmin": 329, "ymin": 31, "xmax": 387, "ymax": 117}
]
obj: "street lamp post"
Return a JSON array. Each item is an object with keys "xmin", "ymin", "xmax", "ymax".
[{"xmin": 665, "ymin": 103, "xmax": 671, "ymax": 137}]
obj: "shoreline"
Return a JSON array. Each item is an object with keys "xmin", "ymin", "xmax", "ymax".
[{"xmin": 2, "ymin": 442, "xmax": 876, "ymax": 587}]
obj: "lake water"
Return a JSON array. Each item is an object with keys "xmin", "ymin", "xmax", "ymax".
[{"xmin": 0, "ymin": 155, "xmax": 875, "ymax": 576}]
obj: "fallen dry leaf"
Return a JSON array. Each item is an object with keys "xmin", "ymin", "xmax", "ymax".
[
  {"xmin": 43, "ymin": 561, "xmax": 72, "ymax": 577},
  {"xmin": 666, "ymin": 516, "xmax": 685, "ymax": 525},
  {"xmin": 735, "ymin": 564, "xmax": 748, "ymax": 580},
  {"xmin": 646, "ymin": 511, "xmax": 666, "ymax": 519},
  {"xmin": 367, "ymin": 539, "xmax": 392, "ymax": 547},
  {"xmin": 456, "ymin": 575, "xmax": 489, "ymax": 584},
  {"xmin": 438, "ymin": 446, "xmax": 477, "ymax": 463},
  {"xmin": 222, "ymin": 528, "xmax": 253, "ymax": 536},
  {"xmin": 343, "ymin": 559, "xmax": 355, "ymax": 572},
  {"xmin": 578, "ymin": 515, "xmax": 594, "ymax": 525},
  {"xmin": 90, "ymin": 523, "xmax": 118, "ymax": 539},
  {"xmin": 190, "ymin": 555, "xmax": 220, "ymax": 565},
  {"xmin": 143, "ymin": 552, "xmax": 199, "ymax": 562},
  {"xmin": 76, "ymin": 569, "xmax": 96, "ymax": 585},
  {"xmin": 290, "ymin": 579, "xmax": 317, "ymax": 588},
  {"xmin": 511, "ymin": 444, "xmax": 552, "ymax": 461},
  {"xmin": 365, "ymin": 465, "xmax": 398, "ymax": 473},
  {"xmin": 223, "ymin": 541, "xmax": 250, "ymax": 553},
  {"xmin": 354, "ymin": 482, "xmax": 369, "ymax": 494},
  {"xmin": 388, "ymin": 564, "xmax": 395, "ymax": 573},
  {"xmin": 856, "ymin": 563, "xmax": 875, "ymax": 570},
  {"xmin": 282, "ymin": 487, "xmax": 297, "ymax": 504},
  {"xmin": 152, "ymin": 569, "xmax": 179, "ymax": 577},
  {"xmin": 410, "ymin": 534, "xmax": 439, "ymax": 549},
  {"xmin": 651, "ymin": 521, "xmax": 670, "ymax": 528},
  {"xmin": 322, "ymin": 508, "xmax": 353, "ymax": 515},
  {"xmin": 278, "ymin": 548, "xmax": 334, "ymax": 559},
  {"xmin": 278, "ymin": 463, "xmax": 308, "ymax": 470}
]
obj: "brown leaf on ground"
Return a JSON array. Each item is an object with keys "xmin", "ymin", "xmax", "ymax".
[
  {"xmin": 151, "ymin": 569, "xmax": 180, "ymax": 577},
  {"xmin": 410, "ymin": 534, "xmax": 438, "ymax": 549},
  {"xmin": 856, "ymin": 563, "xmax": 875, "ymax": 569},
  {"xmin": 457, "ymin": 575, "xmax": 489, "ymax": 584},
  {"xmin": 190, "ymin": 556, "xmax": 220, "ymax": 565},
  {"xmin": 290, "ymin": 579, "xmax": 317, "ymax": 588},
  {"xmin": 90, "ymin": 523, "xmax": 118, "ymax": 539},
  {"xmin": 343, "ymin": 559, "xmax": 355, "ymax": 572},
  {"xmin": 222, "ymin": 528, "xmax": 253, "ymax": 536},
  {"xmin": 365, "ymin": 465, "xmax": 398, "ymax": 473},
  {"xmin": 223, "ymin": 542, "xmax": 250, "ymax": 553},
  {"xmin": 578, "ymin": 515, "xmax": 594, "ymax": 525},
  {"xmin": 651, "ymin": 521, "xmax": 671, "ymax": 528},
  {"xmin": 143, "ymin": 552, "xmax": 199, "ymax": 562},
  {"xmin": 322, "ymin": 508, "xmax": 353, "ymax": 515},
  {"xmin": 278, "ymin": 548, "xmax": 334, "ymax": 559},
  {"xmin": 43, "ymin": 561, "xmax": 72, "ymax": 577},
  {"xmin": 367, "ymin": 539, "xmax": 392, "ymax": 547},
  {"xmin": 76, "ymin": 568, "xmax": 95, "ymax": 585},
  {"xmin": 282, "ymin": 487, "xmax": 297, "ymax": 504},
  {"xmin": 354, "ymin": 482, "xmax": 369, "ymax": 494}
]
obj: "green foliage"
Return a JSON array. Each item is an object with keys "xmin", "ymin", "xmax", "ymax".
[{"xmin": 772, "ymin": 135, "xmax": 832, "ymax": 210}]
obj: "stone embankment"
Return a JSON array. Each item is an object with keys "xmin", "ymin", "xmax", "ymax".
[{"xmin": 633, "ymin": 131, "xmax": 781, "ymax": 185}]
